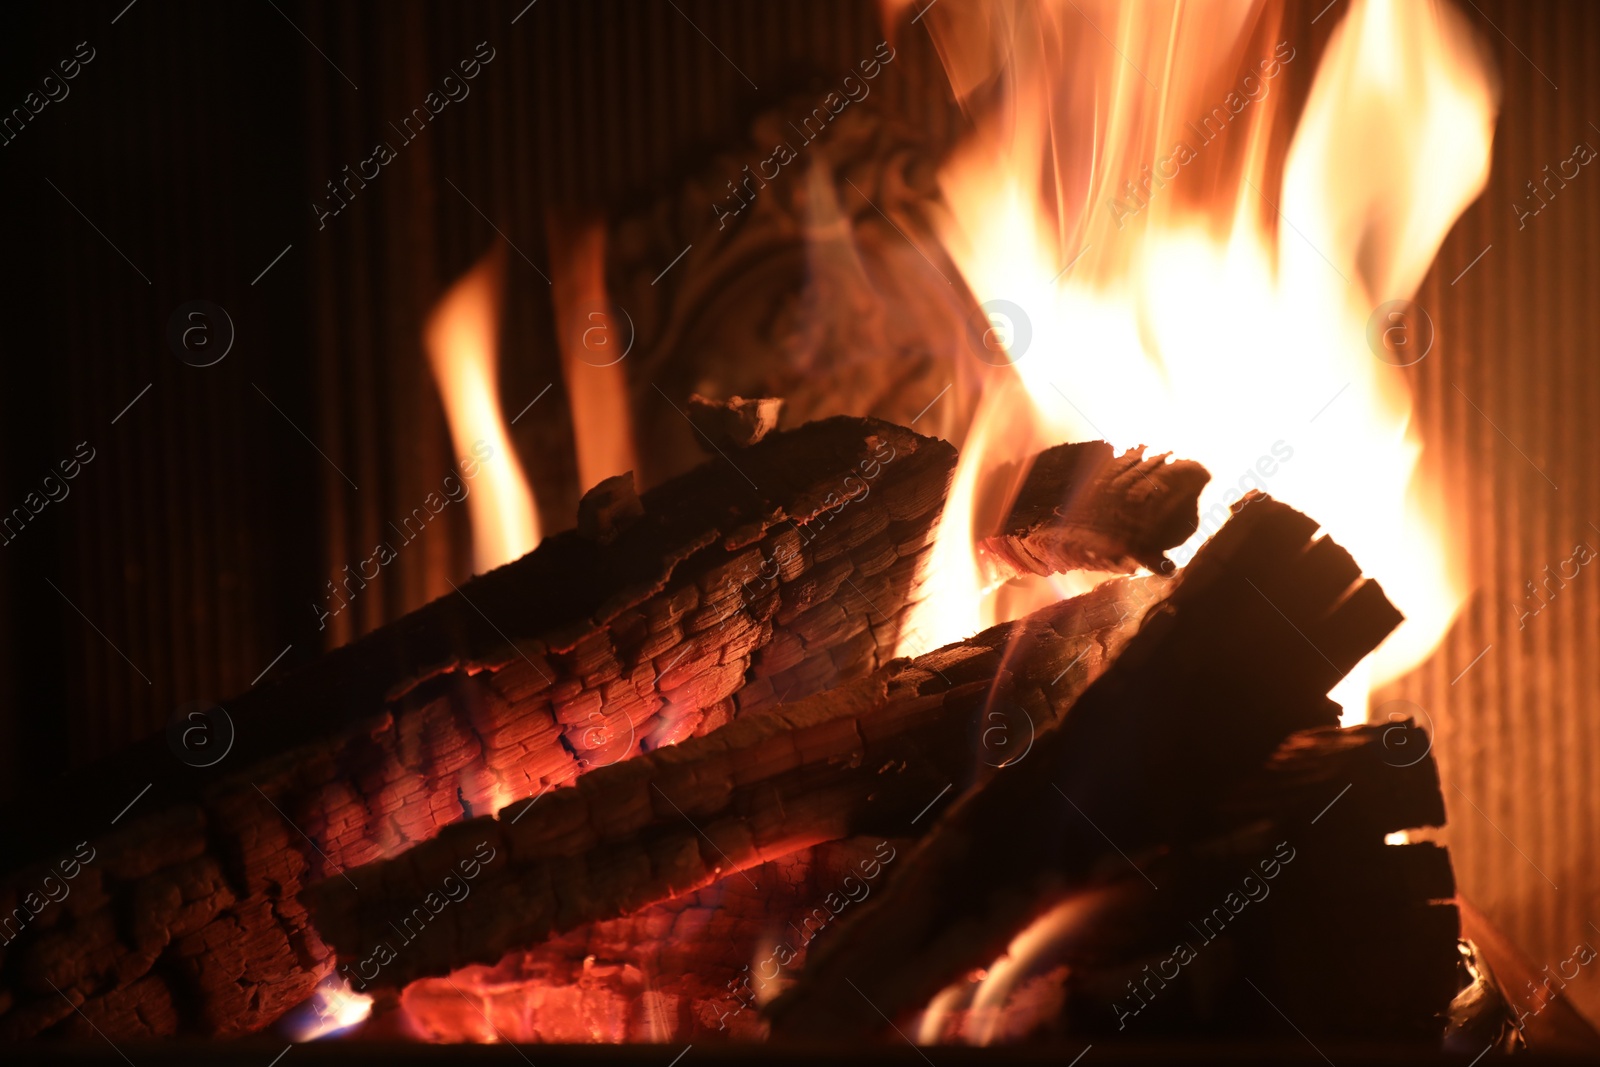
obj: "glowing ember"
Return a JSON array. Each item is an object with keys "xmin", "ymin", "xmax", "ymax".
[
  {"xmin": 899, "ymin": 0, "xmax": 1497, "ymax": 723},
  {"xmin": 424, "ymin": 243, "xmax": 541, "ymax": 572},
  {"xmin": 283, "ymin": 974, "xmax": 374, "ymax": 1042}
]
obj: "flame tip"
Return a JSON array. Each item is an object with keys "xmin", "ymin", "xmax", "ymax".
[{"xmin": 900, "ymin": 0, "xmax": 1482, "ymax": 713}]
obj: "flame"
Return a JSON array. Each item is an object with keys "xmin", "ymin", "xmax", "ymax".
[
  {"xmin": 425, "ymin": 244, "xmax": 541, "ymax": 572},
  {"xmin": 915, "ymin": 891, "xmax": 1112, "ymax": 1044},
  {"xmin": 958, "ymin": 896, "xmax": 1081, "ymax": 1045},
  {"xmin": 283, "ymin": 974, "xmax": 374, "ymax": 1041},
  {"xmin": 549, "ymin": 217, "xmax": 640, "ymax": 497},
  {"xmin": 900, "ymin": 0, "xmax": 1497, "ymax": 723}
]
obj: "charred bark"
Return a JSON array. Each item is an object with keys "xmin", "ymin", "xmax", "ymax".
[
  {"xmin": 0, "ymin": 416, "xmax": 956, "ymax": 1040},
  {"xmin": 304, "ymin": 575, "xmax": 1164, "ymax": 990},
  {"xmin": 766, "ymin": 494, "xmax": 1410, "ymax": 1038},
  {"xmin": 981, "ymin": 442, "xmax": 1211, "ymax": 578},
  {"xmin": 2, "ymin": 418, "xmax": 1209, "ymax": 1041}
]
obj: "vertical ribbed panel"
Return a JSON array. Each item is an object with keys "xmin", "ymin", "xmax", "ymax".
[
  {"xmin": 1, "ymin": 0, "xmax": 317, "ymax": 795},
  {"xmin": 1375, "ymin": 0, "xmax": 1600, "ymax": 1026}
]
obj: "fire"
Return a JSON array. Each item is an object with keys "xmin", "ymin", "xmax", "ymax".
[
  {"xmin": 915, "ymin": 892, "xmax": 1111, "ymax": 1045},
  {"xmin": 548, "ymin": 216, "xmax": 639, "ymax": 496},
  {"xmin": 900, "ymin": 0, "xmax": 1498, "ymax": 722},
  {"xmin": 424, "ymin": 244, "xmax": 541, "ymax": 572},
  {"xmin": 283, "ymin": 974, "xmax": 374, "ymax": 1042}
]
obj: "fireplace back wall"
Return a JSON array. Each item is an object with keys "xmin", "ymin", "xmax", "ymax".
[{"xmin": 4, "ymin": 0, "xmax": 1599, "ymax": 1033}]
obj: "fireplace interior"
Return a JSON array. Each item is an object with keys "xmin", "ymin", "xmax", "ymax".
[{"xmin": 4, "ymin": 0, "xmax": 1600, "ymax": 1062}]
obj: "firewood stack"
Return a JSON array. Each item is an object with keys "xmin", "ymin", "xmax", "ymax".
[
  {"xmin": 0, "ymin": 416, "xmax": 950, "ymax": 1039},
  {"xmin": 309, "ymin": 491, "xmax": 1461, "ymax": 1047},
  {"xmin": 767, "ymin": 494, "xmax": 1459, "ymax": 1044},
  {"xmin": 0, "ymin": 415, "xmax": 1215, "ymax": 1041},
  {"xmin": 0, "ymin": 411, "xmax": 1462, "ymax": 1048}
]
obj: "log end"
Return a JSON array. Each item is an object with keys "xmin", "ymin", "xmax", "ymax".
[{"xmin": 982, "ymin": 443, "xmax": 1211, "ymax": 578}]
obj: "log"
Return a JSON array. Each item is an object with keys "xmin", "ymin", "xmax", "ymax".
[
  {"xmin": 395, "ymin": 433, "xmax": 1212, "ymax": 1039},
  {"xmin": 766, "ymin": 493, "xmax": 1407, "ymax": 1038},
  {"xmin": 1201, "ymin": 719, "xmax": 1458, "ymax": 1041},
  {"xmin": 303, "ymin": 573, "xmax": 1167, "ymax": 991},
  {"xmin": 980, "ymin": 442, "xmax": 1211, "ymax": 579},
  {"xmin": 0, "ymin": 415, "xmax": 957, "ymax": 1040},
  {"xmin": 917, "ymin": 721, "xmax": 1459, "ymax": 1043},
  {"xmin": 1, "ymin": 419, "xmax": 1209, "ymax": 1041}
]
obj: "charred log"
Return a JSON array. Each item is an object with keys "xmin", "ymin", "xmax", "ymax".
[
  {"xmin": 304, "ymin": 574, "xmax": 1166, "ymax": 990},
  {"xmin": 981, "ymin": 442, "xmax": 1211, "ymax": 578},
  {"xmin": 766, "ymin": 494, "xmax": 1408, "ymax": 1038},
  {"xmin": 919, "ymin": 721, "xmax": 1458, "ymax": 1044},
  {"xmin": 940, "ymin": 723, "xmax": 1459, "ymax": 1049},
  {"xmin": 1, "ymin": 420, "xmax": 1208, "ymax": 1041},
  {"xmin": 0, "ymin": 415, "xmax": 956, "ymax": 1040}
]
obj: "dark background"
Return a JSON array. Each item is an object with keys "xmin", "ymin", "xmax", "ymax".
[
  {"xmin": 2, "ymin": 0, "xmax": 1599, "ymax": 1030},
  {"xmin": 0, "ymin": 0, "xmax": 932, "ymax": 776}
]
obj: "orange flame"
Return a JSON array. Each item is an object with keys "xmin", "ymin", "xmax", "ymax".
[
  {"xmin": 425, "ymin": 244, "xmax": 541, "ymax": 572},
  {"xmin": 900, "ymin": 0, "xmax": 1498, "ymax": 723},
  {"xmin": 549, "ymin": 216, "xmax": 640, "ymax": 497}
]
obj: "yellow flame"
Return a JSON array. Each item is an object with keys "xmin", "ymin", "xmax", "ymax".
[
  {"xmin": 286, "ymin": 974, "xmax": 374, "ymax": 1041},
  {"xmin": 900, "ymin": 0, "xmax": 1497, "ymax": 722},
  {"xmin": 424, "ymin": 244, "xmax": 541, "ymax": 572}
]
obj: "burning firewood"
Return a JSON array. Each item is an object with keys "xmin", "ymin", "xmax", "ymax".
[
  {"xmin": 303, "ymin": 572, "xmax": 1162, "ymax": 990},
  {"xmin": 980, "ymin": 441, "xmax": 1210, "ymax": 578},
  {"xmin": 765, "ymin": 495, "xmax": 1453, "ymax": 1042},
  {"xmin": 910, "ymin": 721, "xmax": 1456, "ymax": 1044},
  {"xmin": 0, "ymin": 415, "xmax": 951, "ymax": 1040},
  {"xmin": 0, "ymin": 417, "xmax": 1209, "ymax": 1041}
]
